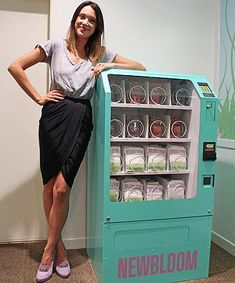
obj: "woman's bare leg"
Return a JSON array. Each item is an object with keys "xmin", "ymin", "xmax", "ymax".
[
  {"xmin": 43, "ymin": 177, "xmax": 55, "ymax": 220},
  {"xmin": 43, "ymin": 177, "xmax": 67, "ymax": 264},
  {"xmin": 41, "ymin": 172, "xmax": 70, "ymax": 265}
]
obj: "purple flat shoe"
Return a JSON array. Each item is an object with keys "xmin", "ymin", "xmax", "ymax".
[
  {"xmin": 36, "ymin": 261, "xmax": 54, "ymax": 283},
  {"xmin": 55, "ymin": 260, "xmax": 71, "ymax": 278}
]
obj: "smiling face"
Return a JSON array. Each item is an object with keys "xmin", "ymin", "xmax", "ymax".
[
  {"xmin": 67, "ymin": 1, "xmax": 104, "ymax": 60},
  {"xmin": 75, "ymin": 5, "xmax": 97, "ymax": 40}
]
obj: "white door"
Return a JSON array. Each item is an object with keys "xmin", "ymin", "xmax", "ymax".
[{"xmin": 0, "ymin": 0, "xmax": 49, "ymax": 242}]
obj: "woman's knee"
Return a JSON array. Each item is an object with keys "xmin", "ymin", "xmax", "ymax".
[
  {"xmin": 53, "ymin": 173, "xmax": 70, "ymax": 202},
  {"xmin": 53, "ymin": 184, "xmax": 69, "ymax": 201}
]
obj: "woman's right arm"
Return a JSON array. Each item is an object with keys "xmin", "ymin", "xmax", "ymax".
[{"xmin": 8, "ymin": 47, "xmax": 64, "ymax": 105}]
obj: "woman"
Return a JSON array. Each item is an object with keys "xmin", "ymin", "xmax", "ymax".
[{"xmin": 8, "ymin": 1, "xmax": 145, "ymax": 282}]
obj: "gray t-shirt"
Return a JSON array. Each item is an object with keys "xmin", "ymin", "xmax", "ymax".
[{"xmin": 38, "ymin": 39, "xmax": 116, "ymax": 99}]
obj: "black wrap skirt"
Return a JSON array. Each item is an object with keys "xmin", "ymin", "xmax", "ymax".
[{"xmin": 39, "ymin": 96, "xmax": 93, "ymax": 188}]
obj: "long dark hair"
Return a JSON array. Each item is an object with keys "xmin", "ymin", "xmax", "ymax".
[{"xmin": 66, "ymin": 1, "xmax": 104, "ymax": 62}]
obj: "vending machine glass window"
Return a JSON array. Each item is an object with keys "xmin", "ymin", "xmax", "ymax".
[{"xmin": 109, "ymin": 74, "xmax": 201, "ymax": 202}]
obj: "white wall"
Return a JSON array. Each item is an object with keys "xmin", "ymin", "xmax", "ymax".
[
  {"xmin": 212, "ymin": 140, "xmax": 235, "ymax": 256},
  {"xmin": 1, "ymin": 0, "xmax": 220, "ymax": 248},
  {"xmin": 50, "ymin": 0, "xmax": 220, "ymax": 87}
]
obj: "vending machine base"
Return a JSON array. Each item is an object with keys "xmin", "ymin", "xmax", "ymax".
[{"xmin": 88, "ymin": 215, "xmax": 212, "ymax": 283}]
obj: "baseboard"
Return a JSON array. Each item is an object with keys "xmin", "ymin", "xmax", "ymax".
[
  {"xmin": 63, "ymin": 237, "xmax": 87, "ymax": 250},
  {"xmin": 212, "ymin": 231, "xmax": 235, "ymax": 256},
  {"xmin": 0, "ymin": 237, "xmax": 87, "ymax": 250}
]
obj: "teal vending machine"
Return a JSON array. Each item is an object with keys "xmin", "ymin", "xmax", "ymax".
[{"xmin": 87, "ymin": 70, "xmax": 218, "ymax": 283}]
